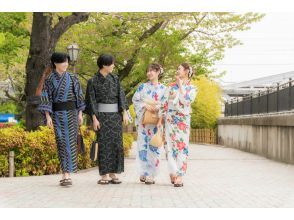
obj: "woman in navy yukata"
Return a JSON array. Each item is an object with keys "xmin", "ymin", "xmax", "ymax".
[{"xmin": 38, "ymin": 52, "xmax": 85, "ymax": 186}]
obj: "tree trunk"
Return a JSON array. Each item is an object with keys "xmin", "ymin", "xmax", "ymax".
[{"xmin": 25, "ymin": 12, "xmax": 89, "ymax": 131}]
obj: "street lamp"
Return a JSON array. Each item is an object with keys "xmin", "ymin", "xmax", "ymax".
[{"xmin": 67, "ymin": 43, "xmax": 80, "ymax": 74}]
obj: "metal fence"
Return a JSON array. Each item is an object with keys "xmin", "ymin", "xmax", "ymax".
[{"xmin": 225, "ymin": 78, "xmax": 294, "ymax": 116}]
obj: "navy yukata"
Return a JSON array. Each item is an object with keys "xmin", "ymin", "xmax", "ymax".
[
  {"xmin": 38, "ymin": 71, "xmax": 86, "ymax": 173},
  {"xmin": 84, "ymin": 72, "xmax": 129, "ymax": 176}
]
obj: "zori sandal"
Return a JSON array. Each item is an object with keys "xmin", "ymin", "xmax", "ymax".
[{"xmin": 97, "ymin": 179, "xmax": 110, "ymax": 185}]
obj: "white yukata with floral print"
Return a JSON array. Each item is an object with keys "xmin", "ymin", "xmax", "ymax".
[
  {"xmin": 159, "ymin": 81, "xmax": 197, "ymax": 177},
  {"xmin": 132, "ymin": 81, "xmax": 166, "ymax": 177}
]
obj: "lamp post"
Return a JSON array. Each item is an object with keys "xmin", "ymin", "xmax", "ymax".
[{"xmin": 67, "ymin": 43, "xmax": 80, "ymax": 74}]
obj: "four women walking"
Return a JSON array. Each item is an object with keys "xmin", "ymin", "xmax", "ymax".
[{"xmin": 39, "ymin": 52, "xmax": 197, "ymax": 188}]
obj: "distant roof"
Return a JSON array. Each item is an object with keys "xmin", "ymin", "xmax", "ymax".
[{"xmin": 225, "ymin": 71, "xmax": 294, "ymax": 89}]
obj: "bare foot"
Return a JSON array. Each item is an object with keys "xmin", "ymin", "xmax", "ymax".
[{"xmin": 170, "ymin": 174, "xmax": 177, "ymax": 184}]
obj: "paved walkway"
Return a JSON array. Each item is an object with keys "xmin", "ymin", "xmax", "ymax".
[{"xmin": 1, "ymin": 143, "xmax": 294, "ymax": 208}]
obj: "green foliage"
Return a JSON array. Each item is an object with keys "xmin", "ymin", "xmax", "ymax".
[
  {"xmin": 0, "ymin": 12, "xmax": 264, "ymax": 129},
  {"xmin": 56, "ymin": 12, "xmax": 264, "ymax": 99},
  {"xmin": 0, "ymin": 101, "xmax": 20, "ymax": 114},
  {"xmin": 128, "ymin": 104, "xmax": 136, "ymax": 125},
  {"xmin": 191, "ymin": 76, "xmax": 222, "ymax": 129},
  {"xmin": 122, "ymin": 133, "xmax": 134, "ymax": 157},
  {"xmin": 0, "ymin": 13, "xmax": 30, "ymax": 114},
  {"xmin": 0, "ymin": 125, "xmax": 134, "ymax": 177},
  {"xmin": 0, "ymin": 12, "xmax": 29, "ymax": 67},
  {"xmin": 0, "ymin": 155, "xmax": 9, "ymax": 176}
]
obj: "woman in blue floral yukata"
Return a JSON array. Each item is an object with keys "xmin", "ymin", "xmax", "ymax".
[
  {"xmin": 158, "ymin": 63, "xmax": 197, "ymax": 187},
  {"xmin": 132, "ymin": 63, "xmax": 166, "ymax": 185}
]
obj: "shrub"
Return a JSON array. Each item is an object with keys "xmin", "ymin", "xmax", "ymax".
[
  {"xmin": 0, "ymin": 102, "xmax": 20, "ymax": 114},
  {"xmin": 191, "ymin": 76, "xmax": 222, "ymax": 129},
  {"xmin": 123, "ymin": 133, "xmax": 134, "ymax": 157},
  {"xmin": 0, "ymin": 125, "xmax": 134, "ymax": 177}
]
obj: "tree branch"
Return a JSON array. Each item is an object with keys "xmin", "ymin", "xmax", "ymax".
[
  {"xmin": 4, "ymin": 90, "xmax": 20, "ymax": 103},
  {"xmin": 49, "ymin": 12, "xmax": 90, "ymax": 48},
  {"xmin": 180, "ymin": 13, "xmax": 208, "ymax": 41},
  {"xmin": 118, "ymin": 21, "xmax": 165, "ymax": 80}
]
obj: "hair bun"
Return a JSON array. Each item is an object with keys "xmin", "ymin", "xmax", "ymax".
[
  {"xmin": 189, "ymin": 66, "xmax": 193, "ymax": 78},
  {"xmin": 159, "ymin": 66, "xmax": 164, "ymax": 75}
]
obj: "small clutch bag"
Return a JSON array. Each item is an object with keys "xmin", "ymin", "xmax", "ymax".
[
  {"xmin": 142, "ymin": 98, "xmax": 159, "ymax": 125},
  {"xmin": 142, "ymin": 109, "xmax": 159, "ymax": 125},
  {"xmin": 90, "ymin": 141, "xmax": 99, "ymax": 161},
  {"xmin": 77, "ymin": 127, "xmax": 85, "ymax": 155},
  {"xmin": 150, "ymin": 127, "xmax": 164, "ymax": 148}
]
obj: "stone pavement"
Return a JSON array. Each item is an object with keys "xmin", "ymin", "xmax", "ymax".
[{"xmin": 1, "ymin": 142, "xmax": 294, "ymax": 208}]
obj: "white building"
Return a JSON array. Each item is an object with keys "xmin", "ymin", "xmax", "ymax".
[{"xmin": 222, "ymin": 71, "xmax": 294, "ymax": 101}]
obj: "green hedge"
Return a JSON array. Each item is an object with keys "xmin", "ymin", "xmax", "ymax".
[{"xmin": 0, "ymin": 125, "xmax": 134, "ymax": 177}]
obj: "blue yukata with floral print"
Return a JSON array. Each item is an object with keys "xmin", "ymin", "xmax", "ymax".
[
  {"xmin": 132, "ymin": 81, "xmax": 166, "ymax": 177},
  {"xmin": 158, "ymin": 81, "xmax": 197, "ymax": 177}
]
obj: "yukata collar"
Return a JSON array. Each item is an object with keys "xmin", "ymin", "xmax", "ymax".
[
  {"xmin": 53, "ymin": 70, "xmax": 67, "ymax": 79},
  {"xmin": 148, "ymin": 81, "xmax": 160, "ymax": 86},
  {"xmin": 97, "ymin": 71, "xmax": 110, "ymax": 79},
  {"xmin": 183, "ymin": 80, "xmax": 191, "ymax": 86},
  {"xmin": 170, "ymin": 80, "xmax": 190, "ymax": 88}
]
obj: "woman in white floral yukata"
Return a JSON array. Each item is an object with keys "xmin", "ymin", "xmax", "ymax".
[
  {"xmin": 158, "ymin": 63, "xmax": 197, "ymax": 187},
  {"xmin": 132, "ymin": 63, "xmax": 166, "ymax": 185}
]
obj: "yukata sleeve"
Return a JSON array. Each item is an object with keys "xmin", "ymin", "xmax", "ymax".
[
  {"xmin": 178, "ymin": 86, "xmax": 197, "ymax": 106},
  {"xmin": 73, "ymin": 75, "xmax": 86, "ymax": 112},
  {"xmin": 118, "ymin": 78, "xmax": 129, "ymax": 112},
  {"xmin": 37, "ymin": 78, "xmax": 53, "ymax": 115},
  {"xmin": 132, "ymin": 83, "xmax": 146, "ymax": 125},
  {"xmin": 155, "ymin": 85, "xmax": 166, "ymax": 111},
  {"xmin": 172, "ymin": 86, "xmax": 197, "ymax": 114},
  {"xmin": 84, "ymin": 78, "xmax": 99, "ymax": 118},
  {"xmin": 158, "ymin": 86, "xmax": 170, "ymax": 118}
]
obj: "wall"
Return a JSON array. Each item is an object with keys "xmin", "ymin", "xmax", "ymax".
[{"xmin": 217, "ymin": 113, "xmax": 294, "ymax": 163}]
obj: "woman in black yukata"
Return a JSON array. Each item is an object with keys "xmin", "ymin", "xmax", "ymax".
[
  {"xmin": 84, "ymin": 54, "xmax": 129, "ymax": 185},
  {"xmin": 38, "ymin": 52, "xmax": 85, "ymax": 186}
]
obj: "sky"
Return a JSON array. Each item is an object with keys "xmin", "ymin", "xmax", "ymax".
[{"xmin": 215, "ymin": 13, "xmax": 294, "ymax": 86}]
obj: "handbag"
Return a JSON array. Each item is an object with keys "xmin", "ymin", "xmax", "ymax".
[
  {"xmin": 77, "ymin": 126, "xmax": 85, "ymax": 155},
  {"xmin": 150, "ymin": 127, "xmax": 164, "ymax": 148},
  {"xmin": 90, "ymin": 141, "xmax": 99, "ymax": 161},
  {"xmin": 142, "ymin": 98, "xmax": 159, "ymax": 125},
  {"xmin": 142, "ymin": 109, "xmax": 159, "ymax": 125}
]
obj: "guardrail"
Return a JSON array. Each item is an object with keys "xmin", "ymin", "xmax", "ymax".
[{"xmin": 225, "ymin": 78, "xmax": 294, "ymax": 116}]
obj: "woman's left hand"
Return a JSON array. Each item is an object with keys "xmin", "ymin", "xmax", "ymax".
[
  {"xmin": 78, "ymin": 111, "xmax": 83, "ymax": 126},
  {"xmin": 176, "ymin": 76, "xmax": 183, "ymax": 88}
]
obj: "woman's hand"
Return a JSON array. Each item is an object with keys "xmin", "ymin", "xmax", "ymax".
[
  {"xmin": 176, "ymin": 76, "xmax": 183, "ymax": 88},
  {"xmin": 123, "ymin": 110, "xmax": 129, "ymax": 126},
  {"xmin": 45, "ymin": 112, "xmax": 53, "ymax": 129},
  {"xmin": 78, "ymin": 111, "xmax": 83, "ymax": 126},
  {"xmin": 92, "ymin": 115, "xmax": 101, "ymax": 131},
  {"xmin": 176, "ymin": 76, "xmax": 185, "ymax": 94},
  {"xmin": 169, "ymin": 90, "xmax": 177, "ymax": 100},
  {"xmin": 145, "ymin": 104, "xmax": 157, "ymax": 112}
]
